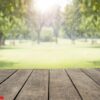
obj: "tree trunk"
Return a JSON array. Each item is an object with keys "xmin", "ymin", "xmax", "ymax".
[
  {"xmin": 1, "ymin": 37, "xmax": 5, "ymax": 45},
  {"xmin": 55, "ymin": 35, "xmax": 58, "ymax": 44},
  {"xmin": 70, "ymin": 33, "xmax": 75, "ymax": 44},
  {"xmin": 84, "ymin": 36, "xmax": 88, "ymax": 42},
  {"xmin": 37, "ymin": 32, "xmax": 40, "ymax": 44},
  {"xmin": 0, "ymin": 31, "xmax": 4, "ymax": 46},
  {"xmin": 72, "ymin": 39, "xmax": 76, "ymax": 44},
  {"xmin": 91, "ymin": 39, "xmax": 96, "ymax": 44},
  {"xmin": 91, "ymin": 33, "xmax": 97, "ymax": 44},
  {"xmin": 54, "ymin": 30, "xmax": 58, "ymax": 44}
]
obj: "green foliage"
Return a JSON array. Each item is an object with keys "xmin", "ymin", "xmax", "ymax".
[
  {"xmin": 63, "ymin": 4, "xmax": 81, "ymax": 39},
  {"xmin": 63, "ymin": 0, "xmax": 100, "ymax": 39},
  {"xmin": 0, "ymin": 0, "xmax": 100, "ymax": 44},
  {"xmin": 0, "ymin": 0, "xmax": 32, "ymax": 44},
  {"xmin": 78, "ymin": 0, "xmax": 100, "ymax": 30},
  {"xmin": 51, "ymin": 6, "xmax": 62, "ymax": 43},
  {"xmin": 40, "ymin": 27, "xmax": 53, "ymax": 42}
]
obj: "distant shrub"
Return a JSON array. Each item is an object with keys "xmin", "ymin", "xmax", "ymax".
[{"xmin": 40, "ymin": 27, "xmax": 53, "ymax": 42}]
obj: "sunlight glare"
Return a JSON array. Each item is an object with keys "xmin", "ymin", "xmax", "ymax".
[{"xmin": 33, "ymin": 0, "xmax": 72, "ymax": 13}]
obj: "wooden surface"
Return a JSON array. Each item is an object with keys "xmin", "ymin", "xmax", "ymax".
[{"xmin": 0, "ymin": 69, "xmax": 100, "ymax": 100}]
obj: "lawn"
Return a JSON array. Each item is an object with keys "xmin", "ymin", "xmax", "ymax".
[{"xmin": 0, "ymin": 41, "xmax": 100, "ymax": 69}]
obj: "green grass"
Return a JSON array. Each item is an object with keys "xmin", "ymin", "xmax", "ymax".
[{"xmin": 0, "ymin": 42, "xmax": 100, "ymax": 69}]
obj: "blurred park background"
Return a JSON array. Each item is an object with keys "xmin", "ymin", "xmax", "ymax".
[{"xmin": 0, "ymin": 0, "xmax": 100, "ymax": 69}]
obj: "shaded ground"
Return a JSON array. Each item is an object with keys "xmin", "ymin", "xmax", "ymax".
[{"xmin": 0, "ymin": 61, "xmax": 16, "ymax": 68}]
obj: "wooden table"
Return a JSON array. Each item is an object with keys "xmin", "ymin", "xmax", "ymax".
[{"xmin": 0, "ymin": 69, "xmax": 100, "ymax": 100}]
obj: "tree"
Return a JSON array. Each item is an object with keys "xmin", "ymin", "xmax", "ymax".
[
  {"xmin": 40, "ymin": 27, "xmax": 53, "ymax": 42},
  {"xmin": 0, "ymin": 0, "xmax": 31, "ymax": 45},
  {"xmin": 78, "ymin": 0, "xmax": 100, "ymax": 43},
  {"xmin": 34, "ymin": 13, "xmax": 44, "ymax": 44},
  {"xmin": 63, "ymin": 0, "xmax": 100, "ymax": 44},
  {"xmin": 51, "ymin": 6, "xmax": 62, "ymax": 44},
  {"xmin": 26, "ymin": 3, "xmax": 44, "ymax": 44},
  {"xmin": 63, "ymin": 3, "xmax": 81, "ymax": 43}
]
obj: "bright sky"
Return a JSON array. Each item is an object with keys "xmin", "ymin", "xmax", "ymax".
[{"xmin": 33, "ymin": 0, "xmax": 72, "ymax": 13}]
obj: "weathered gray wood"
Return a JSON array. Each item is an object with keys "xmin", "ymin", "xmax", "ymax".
[
  {"xmin": 0, "ymin": 70, "xmax": 17, "ymax": 84},
  {"xmin": 0, "ymin": 69, "xmax": 99, "ymax": 100},
  {"xmin": 95, "ymin": 68, "xmax": 100, "ymax": 72},
  {"xmin": 82, "ymin": 69, "xmax": 100, "ymax": 86},
  {"xmin": 0, "ymin": 70, "xmax": 32, "ymax": 100},
  {"xmin": 16, "ymin": 70, "xmax": 48, "ymax": 100},
  {"xmin": 67, "ymin": 69, "xmax": 100, "ymax": 100},
  {"xmin": 50, "ymin": 70, "xmax": 81, "ymax": 100}
]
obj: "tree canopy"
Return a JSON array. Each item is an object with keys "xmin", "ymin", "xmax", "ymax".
[{"xmin": 0, "ymin": 0, "xmax": 100, "ymax": 45}]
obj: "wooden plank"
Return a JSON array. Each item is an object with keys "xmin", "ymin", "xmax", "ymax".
[
  {"xmin": 50, "ymin": 70, "xmax": 81, "ymax": 100},
  {"xmin": 95, "ymin": 68, "xmax": 100, "ymax": 72},
  {"xmin": 0, "ymin": 70, "xmax": 17, "ymax": 84},
  {"xmin": 0, "ymin": 70, "xmax": 32, "ymax": 100},
  {"xmin": 67, "ymin": 69, "xmax": 100, "ymax": 100},
  {"xmin": 16, "ymin": 70, "xmax": 48, "ymax": 100},
  {"xmin": 82, "ymin": 69, "xmax": 100, "ymax": 86}
]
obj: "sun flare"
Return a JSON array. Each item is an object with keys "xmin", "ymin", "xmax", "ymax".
[{"xmin": 33, "ymin": 0, "xmax": 72, "ymax": 13}]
